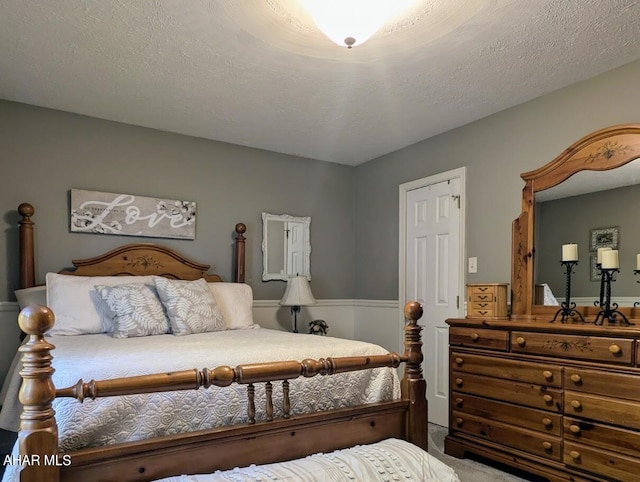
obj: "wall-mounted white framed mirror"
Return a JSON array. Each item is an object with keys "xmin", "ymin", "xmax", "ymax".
[{"xmin": 261, "ymin": 212, "xmax": 311, "ymax": 281}]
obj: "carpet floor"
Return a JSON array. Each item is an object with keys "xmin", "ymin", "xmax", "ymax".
[{"xmin": 428, "ymin": 424, "xmax": 548, "ymax": 482}]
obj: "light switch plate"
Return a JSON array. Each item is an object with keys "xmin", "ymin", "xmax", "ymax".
[{"xmin": 468, "ymin": 257, "xmax": 477, "ymax": 273}]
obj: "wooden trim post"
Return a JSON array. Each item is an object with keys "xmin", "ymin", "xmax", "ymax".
[
  {"xmin": 234, "ymin": 223, "xmax": 246, "ymax": 283},
  {"xmin": 401, "ymin": 301, "xmax": 427, "ymax": 451},
  {"xmin": 18, "ymin": 305, "xmax": 58, "ymax": 482},
  {"xmin": 18, "ymin": 203, "xmax": 36, "ymax": 289}
]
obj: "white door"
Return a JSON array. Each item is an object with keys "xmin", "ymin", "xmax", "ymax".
[
  {"xmin": 285, "ymin": 221, "xmax": 305, "ymax": 275},
  {"xmin": 401, "ymin": 169, "xmax": 464, "ymax": 427}
]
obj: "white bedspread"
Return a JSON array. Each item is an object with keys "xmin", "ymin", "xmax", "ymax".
[
  {"xmin": 155, "ymin": 438, "xmax": 460, "ymax": 482},
  {"xmin": 0, "ymin": 329, "xmax": 399, "ymax": 452}
]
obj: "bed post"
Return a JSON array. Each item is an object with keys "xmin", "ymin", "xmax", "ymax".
[
  {"xmin": 234, "ymin": 223, "xmax": 246, "ymax": 283},
  {"xmin": 18, "ymin": 203, "xmax": 36, "ymax": 289},
  {"xmin": 401, "ymin": 301, "xmax": 427, "ymax": 451},
  {"xmin": 17, "ymin": 305, "xmax": 59, "ymax": 482}
]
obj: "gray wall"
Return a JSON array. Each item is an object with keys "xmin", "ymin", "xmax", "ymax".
[
  {"xmin": 3, "ymin": 58, "xmax": 640, "ymax": 303},
  {"xmin": 354, "ymin": 59, "xmax": 640, "ymax": 299},
  {"xmin": 537, "ymin": 185, "xmax": 640, "ymax": 299},
  {"xmin": 0, "ymin": 101, "xmax": 355, "ymax": 301}
]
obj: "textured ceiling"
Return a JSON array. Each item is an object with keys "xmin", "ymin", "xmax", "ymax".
[{"xmin": 2, "ymin": 0, "xmax": 640, "ymax": 165}]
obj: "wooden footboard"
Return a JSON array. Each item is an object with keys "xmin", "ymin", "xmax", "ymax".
[{"xmin": 16, "ymin": 302, "xmax": 426, "ymax": 482}]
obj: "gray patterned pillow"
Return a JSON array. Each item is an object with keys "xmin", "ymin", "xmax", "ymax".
[
  {"xmin": 153, "ymin": 277, "xmax": 226, "ymax": 335},
  {"xmin": 95, "ymin": 283, "xmax": 170, "ymax": 338}
]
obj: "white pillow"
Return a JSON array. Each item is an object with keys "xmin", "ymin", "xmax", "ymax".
[
  {"xmin": 15, "ymin": 285, "xmax": 47, "ymax": 309},
  {"xmin": 45, "ymin": 273, "xmax": 157, "ymax": 336},
  {"xmin": 153, "ymin": 277, "xmax": 226, "ymax": 335},
  {"xmin": 208, "ymin": 282, "xmax": 256, "ymax": 329},
  {"xmin": 95, "ymin": 283, "xmax": 170, "ymax": 338}
]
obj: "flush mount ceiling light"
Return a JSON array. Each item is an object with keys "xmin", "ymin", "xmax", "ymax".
[{"xmin": 299, "ymin": 0, "xmax": 420, "ymax": 48}]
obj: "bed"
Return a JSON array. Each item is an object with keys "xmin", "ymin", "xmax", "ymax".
[{"xmin": 0, "ymin": 203, "xmax": 457, "ymax": 482}]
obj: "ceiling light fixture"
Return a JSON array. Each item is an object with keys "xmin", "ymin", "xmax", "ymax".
[{"xmin": 299, "ymin": 0, "xmax": 419, "ymax": 49}]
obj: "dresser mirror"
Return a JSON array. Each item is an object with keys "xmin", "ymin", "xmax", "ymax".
[
  {"xmin": 510, "ymin": 124, "xmax": 640, "ymax": 319},
  {"xmin": 261, "ymin": 212, "xmax": 311, "ymax": 281}
]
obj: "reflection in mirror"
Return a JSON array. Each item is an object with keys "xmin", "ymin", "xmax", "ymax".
[
  {"xmin": 534, "ymin": 158, "xmax": 640, "ymax": 305},
  {"xmin": 262, "ymin": 213, "xmax": 311, "ymax": 281}
]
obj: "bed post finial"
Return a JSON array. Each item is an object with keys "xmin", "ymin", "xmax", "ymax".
[
  {"xmin": 18, "ymin": 203, "xmax": 36, "ymax": 289},
  {"xmin": 18, "ymin": 305, "xmax": 59, "ymax": 482},
  {"xmin": 234, "ymin": 223, "xmax": 246, "ymax": 283},
  {"xmin": 401, "ymin": 301, "xmax": 428, "ymax": 451}
]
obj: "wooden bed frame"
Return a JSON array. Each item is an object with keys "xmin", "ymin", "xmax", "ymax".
[{"xmin": 13, "ymin": 203, "xmax": 429, "ymax": 482}]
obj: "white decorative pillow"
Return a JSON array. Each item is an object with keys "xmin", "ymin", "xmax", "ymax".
[
  {"xmin": 153, "ymin": 277, "xmax": 226, "ymax": 335},
  {"xmin": 95, "ymin": 283, "xmax": 170, "ymax": 338},
  {"xmin": 208, "ymin": 282, "xmax": 256, "ymax": 329},
  {"xmin": 15, "ymin": 285, "xmax": 47, "ymax": 309},
  {"xmin": 45, "ymin": 273, "xmax": 157, "ymax": 336}
]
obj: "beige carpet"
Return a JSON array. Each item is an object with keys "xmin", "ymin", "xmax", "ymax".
[{"xmin": 428, "ymin": 424, "xmax": 547, "ymax": 482}]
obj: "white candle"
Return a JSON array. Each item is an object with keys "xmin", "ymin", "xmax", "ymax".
[
  {"xmin": 601, "ymin": 250, "xmax": 619, "ymax": 269},
  {"xmin": 597, "ymin": 247, "xmax": 612, "ymax": 264},
  {"xmin": 637, "ymin": 254, "xmax": 640, "ymax": 270},
  {"xmin": 561, "ymin": 243, "xmax": 578, "ymax": 262}
]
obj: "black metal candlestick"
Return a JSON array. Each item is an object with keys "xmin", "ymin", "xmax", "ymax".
[
  {"xmin": 551, "ymin": 260, "xmax": 585, "ymax": 323},
  {"xmin": 634, "ymin": 269, "xmax": 640, "ymax": 308},
  {"xmin": 594, "ymin": 267, "xmax": 632, "ymax": 326}
]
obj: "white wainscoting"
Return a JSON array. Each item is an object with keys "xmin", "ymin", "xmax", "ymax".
[
  {"xmin": 252, "ymin": 299, "xmax": 401, "ymax": 353},
  {"xmin": 0, "ymin": 302, "xmax": 22, "ymax": 392}
]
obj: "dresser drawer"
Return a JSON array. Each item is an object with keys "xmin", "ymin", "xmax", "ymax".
[
  {"xmin": 451, "ymin": 351, "xmax": 561, "ymax": 387},
  {"xmin": 467, "ymin": 306, "xmax": 494, "ymax": 317},
  {"xmin": 450, "ymin": 327, "xmax": 508, "ymax": 351},
  {"xmin": 452, "ymin": 371, "xmax": 562, "ymax": 411},
  {"xmin": 452, "ymin": 411, "xmax": 561, "ymax": 461},
  {"xmin": 564, "ymin": 417, "xmax": 640, "ymax": 455},
  {"xmin": 453, "ymin": 392, "xmax": 561, "ymax": 435},
  {"xmin": 564, "ymin": 441, "xmax": 640, "ymax": 481},
  {"xmin": 565, "ymin": 367, "xmax": 640, "ymax": 401},
  {"xmin": 565, "ymin": 390, "xmax": 640, "ymax": 430},
  {"xmin": 511, "ymin": 332, "xmax": 633, "ymax": 364}
]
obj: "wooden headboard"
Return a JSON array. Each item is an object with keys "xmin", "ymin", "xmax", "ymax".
[{"xmin": 17, "ymin": 202, "xmax": 247, "ymax": 287}]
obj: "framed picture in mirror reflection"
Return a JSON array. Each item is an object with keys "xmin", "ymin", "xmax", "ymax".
[
  {"xmin": 589, "ymin": 226, "xmax": 619, "ymax": 251},
  {"xmin": 590, "ymin": 254, "xmax": 601, "ymax": 282}
]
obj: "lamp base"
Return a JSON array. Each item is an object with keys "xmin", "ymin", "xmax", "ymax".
[{"xmin": 291, "ymin": 305, "xmax": 301, "ymax": 333}]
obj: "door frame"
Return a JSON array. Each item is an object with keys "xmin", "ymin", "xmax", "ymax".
[{"xmin": 398, "ymin": 167, "xmax": 467, "ymax": 352}]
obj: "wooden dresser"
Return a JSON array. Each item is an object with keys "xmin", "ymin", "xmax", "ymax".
[{"xmin": 445, "ymin": 318, "xmax": 640, "ymax": 482}]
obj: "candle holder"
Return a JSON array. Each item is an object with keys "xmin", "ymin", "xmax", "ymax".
[
  {"xmin": 634, "ymin": 269, "xmax": 640, "ymax": 308},
  {"xmin": 551, "ymin": 260, "xmax": 585, "ymax": 323},
  {"xmin": 594, "ymin": 267, "xmax": 633, "ymax": 326}
]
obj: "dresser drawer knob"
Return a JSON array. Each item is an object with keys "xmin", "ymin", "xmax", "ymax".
[
  {"xmin": 470, "ymin": 333, "xmax": 480, "ymax": 341},
  {"xmin": 571, "ymin": 400, "xmax": 582, "ymax": 410},
  {"xmin": 570, "ymin": 374, "xmax": 582, "ymax": 384},
  {"xmin": 542, "ymin": 370, "xmax": 553, "ymax": 381},
  {"xmin": 455, "ymin": 357, "xmax": 464, "ymax": 366},
  {"xmin": 543, "ymin": 394, "xmax": 553, "ymax": 404},
  {"xmin": 609, "ymin": 344, "xmax": 622, "ymax": 355},
  {"xmin": 570, "ymin": 450, "xmax": 581, "ymax": 461},
  {"xmin": 455, "ymin": 398, "xmax": 464, "ymax": 407},
  {"xmin": 542, "ymin": 418, "xmax": 553, "ymax": 427},
  {"xmin": 516, "ymin": 337, "xmax": 526, "ymax": 347},
  {"xmin": 455, "ymin": 418, "xmax": 464, "ymax": 426},
  {"xmin": 569, "ymin": 424, "xmax": 581, "ymax": 434},
  {"xmin": 455, "ymin": 378, "xmax": 463, "ymax": 387},
  {"xmin": 542, "ymin": 441, "xmax": 552, "ymax": 451}
]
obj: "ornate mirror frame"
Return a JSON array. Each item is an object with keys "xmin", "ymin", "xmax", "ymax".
[{"xmin": 511, "ymin": 124, "xmax": 640, "ymax": 320}]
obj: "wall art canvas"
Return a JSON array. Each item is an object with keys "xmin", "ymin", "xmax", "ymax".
[
  {"xmin": 589, "ymin": 226, "xmax": 619, "ymax": 251},
  {"xmin": 70, "ymin": 189, "xmax": 196, "ymax": 240}
]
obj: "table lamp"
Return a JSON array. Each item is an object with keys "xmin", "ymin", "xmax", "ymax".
[{"xmin": 280, "ymin": 276, "xmax": 316, "ymax": 333}]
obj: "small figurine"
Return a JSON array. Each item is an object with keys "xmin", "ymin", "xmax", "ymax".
[{"xmin": 308, "ymin": 319, "xmax": 328, "ymax": 335}]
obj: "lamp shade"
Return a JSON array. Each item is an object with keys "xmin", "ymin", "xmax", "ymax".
[{"xmin": 280, "ymin": 276, "xmax": 316, "ymax": 307}]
